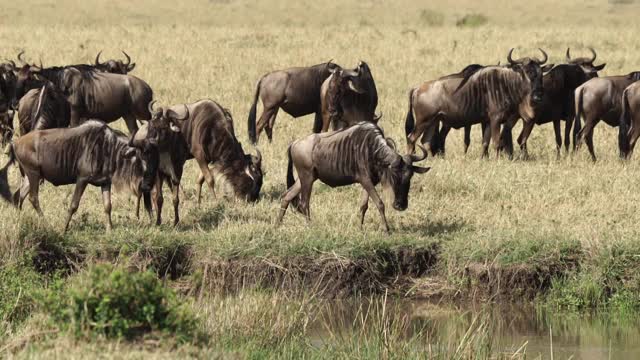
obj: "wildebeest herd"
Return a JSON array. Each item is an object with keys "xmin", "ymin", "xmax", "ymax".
[{"xmin": 0, "ymin": 47, "xmax": 634, "ymax": 233}]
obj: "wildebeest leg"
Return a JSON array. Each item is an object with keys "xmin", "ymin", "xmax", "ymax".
[
  {"xmin": 490, "ymin": 120, "xmax": 502, "ymax": 158},
  {"xmin": 277, "ymin": 180, "xmax": 302, "ymax": 224},
  {"xmin": 123, "ymin": 114, "xmax": 139, "ymax": 134},
  {"xmin": 585, "ymin": 129, "xmax": 597, "ymax": 162},
  {"xmin": 298, "ymin": 174, "xmax": 315, "ymax": 222},
  {"xmin": 359, "ymin": 189, "xmax": 369, "ymax": 229},
  {"xmin": 360, "ymin": 180, "xmax": 389, "ymax": 233},
  {"xmin": 499, "ymin": 122, "xmax": 514, "ymax": 159},
  {"xmin": 406, "ymin": 117, "xmax": 432, "ymax": 155},
  {"xmin": 135, "ymin": 194, "xmax": 141, "ymax": 219},
  {"xmin": 553, "ymin": 119, "xmax": 562, "ymax": 159},
  {"xmin": 101, "ymin": 184, "xmax": 113, "ymax": 231},
  {"xmin": 577, "ymin": 118, "xmax": 599, "ymax": 161},
  {"xmin": 171, "ymin": 182, "xmax": 180, "ymax": 226},
  {"xmin": 463, "ymin": 125, "xmax": 472, "ymax": 154},
  {"xmin": 63, "ymin": 179, "xmax": 88, "ymax": 232},
  {"xmin": 265, "ymin": 108, "xmax": 279, "ymax": 142},
  {"xmin": 16, "ymin": 177, "xmax": 30, "ymax": 209},
  {"xmin": 196, "ymin": 157, "xmax": 216, "ymax": 199},
  {"xmin": 196, "ymin": 173, "xmax": 205, "ymax": 205},
  {"xmin": 24, "ymin": 172, "xmax": 44, "ymax": 217},
  {"xmin": 564, "ymin": 117, "xmax": 573, "ymax": 152},
  {"xmin": 256, "ymin": 106, "xmax": 277, "ymax": 143},
  {"xmin": 481, "ymin": 122, "xmax": 491, "ymax": 158},
  {"xmin": 154, "ymin": 177, "xmax": 164, "ymax": 226},
  {"xmin": 627, "ymin": 127, "xmax": 640, "ymax": 159},
  {"xmin": 517, "ymin": 120, "xmax": 535, "ymax": 159}
]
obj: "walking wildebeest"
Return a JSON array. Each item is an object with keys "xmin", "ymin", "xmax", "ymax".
[
  {"xmin": 0, "ymin": 120, "xmax": 159, "ymax": 231},
  {"xmin": 13, "ymin": 60, "xmax": 152, "ymax": 133},
  {"xmin": 318, "ymin": 61, "xmax": 378, "ymax": 132},
  {"xmin": 277, "ymin": 122, "xmax": 430, "ymax": 233},
  {"xmin": 618, "ymin": 81, "xmax": 640, "ymax": 158},
  {"xmin": 574, "ymin": 71, "xmax": 640, "ymax": 161},
  {"xmin": 405, "ymin": 48, "xmax": 552, "ymax": 158},
  {"xmin": 500, "ymin": 48, "xmax": 606, "ymax": 157},
  {"xmin": 247, "ymin": 61, "xmax": 341, "ymax": 144},
  {"xmin": 409, "ymin": 63, "xmax": 495, "ymax": 156},
  {"xmin": 143, "ymin": 99, "xmax": 264, "ymax": 225}
]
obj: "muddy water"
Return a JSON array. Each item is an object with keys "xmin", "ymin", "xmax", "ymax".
[{"xmin": 310, "ymin": 300, "xmax": 640, "ymax": 359}]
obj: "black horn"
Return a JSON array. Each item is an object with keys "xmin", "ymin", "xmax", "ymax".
[
  {"xmin": 537, "ymin": 48, "xmax": 548, "ymax": 64},
  {"xmin": 566, "ymin": 48, "xmax": 571, "ymax": 61},
  {"xmin": 148, "ymin": 100, "xmax": 159, "ymax": 116},
  {"xmin": 507, "ymin": 48, "xmax": 516, "ymax": 65},
  {"xmin": 588, "ymin": 47, "xmax": 597, "ymax": 62},
  {"xmin": 95, "ymin": 50, "xmax": 103, "ymax": 66},
  {"xmin": 410, "ymin": 144, "xmax": 428, "ymax": 162},
  {"xmin": 122, "ymin": 51, "xmax": 131, "ymax": 66},
  {"xmin": 17, "ymin": 51, "xmax": 25, "ymax": 65}
]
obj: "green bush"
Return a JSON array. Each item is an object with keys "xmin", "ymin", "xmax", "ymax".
[
  {"xmin": 42, "ymin": 264, "xmax": 203, "ymax": 343},
  {"xmin": 456, "ymin": 13, "xmax": 488, "ymax": 27},
  {"xmin": 0, "ymin": 265, "xmax": 42, "ymax": 328}
]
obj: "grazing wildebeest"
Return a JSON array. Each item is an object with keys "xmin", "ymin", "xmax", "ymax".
[
  {"xmin": 13, "ymin": 61, "xmax": 153, "ymax": 133},
  {"xmin": 318, "ymin": 61, "xmax": 378, "ymax": 131},
  {"xmin": 277, "ymin": 122, "xmax": 430, "ymax": 233},
  {"xmin": 574, "ymin": 71, "xmax": 640, "ymax": 161},
  {"xmin": 93, "ymin": 51, "xmax": 136, "ymax": 74},
  {"xmin": 501, "ymin": 48, "xmax": 606, "ymax": 157},
  {"xmin": 247, "ymin": 61, "xmax": 341, "ymax": 144},
  {"xmin": 17, "ymin": 84, "xmax": 70, "ymax": 135},
  {"xmin": 144, "ymin": 100, "xmax": 264, "ymax": 225},
  {"xmin": 0, "ymin": 120, "xmax": 159, "ymax": 231},
  {"xmin": 405, "ymin": 49, "xmax": 552, "ymax": 158}
]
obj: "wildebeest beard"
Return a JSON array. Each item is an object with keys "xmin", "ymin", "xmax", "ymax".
[
  {"xmin": 326, "ymin": 75, "xmax": 346, "ymax": 127},
  {"xmin": 141, "ymin": 146, "xmax": 159, "ymax": 192}
]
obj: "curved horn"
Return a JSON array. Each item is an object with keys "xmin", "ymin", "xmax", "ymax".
[
  {"xmin": 122, "ymin": 51, "xmax": 131, "ymax": 66},
  {"xmin": 128, "ymin": 128, "xmax": 139, "ymax": 147},
  {"xmin": 148, "ymin": 100, "xmax": 158, "ymax": 115},
  {"xmin": 38, "ymin": 58, "xmax": 43, "ymax": 71},
  {"xmin": 588, "ymin": 47, "xmax": 597, "ymax": 62},
  {"xmin": 95, "ymin": 50, "xmax": 103, "ymax": 66},
  {"xmin": 566, "ymin": 48, "xmax": 571, "ymax": 61},
  {"xmin": 410, "ymin": 144, "xmax": 428, "ymax": 162},
  {"xmin": 507, "ymin": 48, "xmax": 516, "ymax": 65},
  {"xmin": 537, "ymin": 48, "xmax": 548, "ymax": 64},
  {"xmin": 172, "ymin": 104, "xmax": 190, "ymax": 121},
  {"xmin": 17, "ymin": 51, "xmax": 25, "ymax": 65}
]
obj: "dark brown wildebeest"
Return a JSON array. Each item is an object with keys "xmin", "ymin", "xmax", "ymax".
[
  {"xmin": 318, "ymin": 61, "xmax": 378, "ymax": 132},
  {"xmin": 13, "ymin": 61, "xmax": 153, "ymax": 133},
  {"xmin": 277, "ymin": 122, "xmax": 430, "ymax": 233},
  {"xmin": 500, "ymin": 48, "xmax": 606, "ymax": 157},
  {"xmin": 574, "ymin": 71, "xmax": 640, "ymax": 161},
  {"xmin": 0, "ymin": 62, "xmax": 17, "ymax": 145},
  {"xmin": 143, "ymin": 100, "xmax": 264, "ymax": 225},
  {"xmin": 247, "ymin": 61, "xmax": 341, "ymax": 144},
  {"xmin": 405, "ymin": 48, "xmax": 552, "ymax": 158},
  {"xmin": 0, "ymin": 120, "xmax": 159, "ymax": 231},
  {"xmin": 93, "ymin": 51, "xmax": 136, "ymax": 74}
]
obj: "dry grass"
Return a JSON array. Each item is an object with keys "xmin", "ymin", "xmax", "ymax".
[{"xmin": 1, "ymin": 0, "xmax": 640, "ymax": 356}]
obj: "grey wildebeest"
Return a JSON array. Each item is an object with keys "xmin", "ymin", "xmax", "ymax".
[
  {"xmin": 247, "ymin": 61, "xmax": 341, "ymax": 144},
  {"xmin": 500, "ymin": 48, "xmax": 605, "ymax": 157},
  {"xmin": 0, "ymin": 120, "xmax": 159, "ymax": 231},
  {"xmin": 617, "ymin": 81, "xmax": 640, "ymax": 158},
  {"xmin": 574, "ymin": 71, "xmax": 640, "ymax": 161},
  {"xmin": 13, "ymin": 61, "xmax": 152, "ymax": 133},
  {"xmin": 404, "ymin": 49, "xmax": 552, "ymax": 158},
  {"xmin": 277, "ymin": 122, "xmax": 430, "ymax": 233},
  {"xmin": 318, "ymin": 61, "xmax": 378, "ymax": 132},
  {"xmin": 143, "ymin": 100, "xmax": 264, "ymax": 225}
]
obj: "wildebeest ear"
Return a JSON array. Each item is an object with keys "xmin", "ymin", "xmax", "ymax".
[
  {"xmin": 412, "ymin": 166, "xmax": 430, "ymax": 174},
  {"xmin": 542, "ymin": 64, "xmax": 554, "ymax": 73},
  {"xmin": 593, "ymin": 63, "xmax": 606, "ymax": 71},
  {"xmin": 123, "ymin": 147, "xmax": 137, "ymax": 158}
]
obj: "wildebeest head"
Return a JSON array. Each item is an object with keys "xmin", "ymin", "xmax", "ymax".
[
  {"xmin": 13, "ymin": 63, "xmax": 46, "ymax": 105},
  {"xmin": 0, "ymin": 110, "xmax": 14, "ymax": 147},
  {"xmin": 236, "ymin": 144, "xmax": 264, "ymax": 202},
  {"xmin": 329, "ymin": 61, "xmax": 374, "ymax": 94},
  {"xmin": 95, "ymin": 51, "xmax": 136, "ymax": 74},
  {"xmin": 566, "ymin": 48, "xmax": 606, "ymax": 78},
  {"xmin": 384, "ymin": 144, "xmax": 430, "ymax": 211},
  {"xmin": 506, "ymin": 48, "xmax": 553, "ymax": 105}
]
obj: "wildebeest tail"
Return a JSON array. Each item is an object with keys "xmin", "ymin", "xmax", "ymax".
[
  {"xmin": 619, "ymin": 89, "xmax": 632, "ymax": 158},
  {"xmin": 404, "ymin": 88, "xmax": 415, "ymax": 137},
  {"xmin": 248, "ymin": 77, "xmax": 262, "ymax": 144},
  {"xmin": 573, "ymin": 88, "xmax": 584, "ymax": 146},
  {"xmin": 286, "ymin": 145, "xmax": 295, "ymax": 189},
  {"xmin": 0, "ymin": 144, "xmax": 17, "ymax": 204}
]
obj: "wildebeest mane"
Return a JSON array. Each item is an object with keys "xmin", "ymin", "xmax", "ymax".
[
  {"xmin": 627, "ymin": 71, "xmax": 640, "ymax": 82},
  {"xmin": 455, "ymin": 67, "xmax": 528, "ymax": 114},
  {"xmin": 451, "ymin": 64, "xmax": 488, "ymax": 92}
]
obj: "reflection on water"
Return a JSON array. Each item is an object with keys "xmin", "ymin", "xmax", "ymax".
[{"xmin": 310, "ymin": 299, "xmax": 640, "ymax": 359}]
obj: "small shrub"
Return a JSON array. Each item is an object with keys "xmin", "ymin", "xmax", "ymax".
[
  {"xmin": 0, "ymin": 265, "xmax": 42, "ymax": 327},
  {"xmin": 419, "ymin": 9, "xmax": 444, "ymax": 27},
  {"xmin": 41, "ymin": 264, "xmax": 203, "ymax": 343},
  {"xmin": 456, "ymin": 13, "xmax": 488, "ymax": 28}
]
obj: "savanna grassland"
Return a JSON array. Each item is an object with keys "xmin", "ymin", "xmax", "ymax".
[{"xmin": 3, "ymin": 0, "xmax": 640, "ymax": 358}]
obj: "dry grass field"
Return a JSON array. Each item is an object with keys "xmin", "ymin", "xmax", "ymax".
[{"xmin": 2, "ymin": 0, "xmax": 640, "ymax": 358}]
